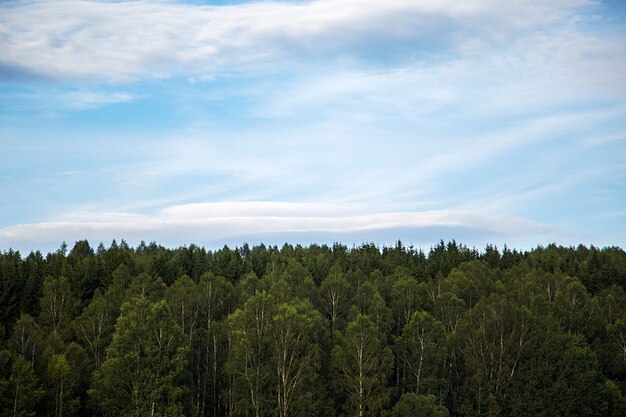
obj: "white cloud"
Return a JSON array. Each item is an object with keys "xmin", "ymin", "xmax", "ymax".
[
  {"xmin": 61, "ymin": 90, "xmax": 136, "ymax": 109},
  {"xmin": 253, "ymin": 29, "xmax": 626, "ymax": 121},
  {"xmin": 159, "ymin": 201, "xmax": 364, "ymax": 218},
  {"xmin": 0, "ymin": 201, "xmax": 561, "ymax": 253},
  {"xmin": 54, "ymin": 170, "xmax": 82, "ymax": 176},
  {"xmin": 1, "ymin": 0, "xmax": 623, "ymax": 252},
  {"xmin": 581, "ymin": 133, "xmax": 626, "ymax": 147},
  {"xmin": 0, "ymin": 88, "xmax": 136, "ymax": 112},
  {"xmin": 0, "ymin": 0, "xmax": 593, "ymax": 81},
  {"xmin": 35, "ymin": 103, "xmax": 618, "ymax": 220}
]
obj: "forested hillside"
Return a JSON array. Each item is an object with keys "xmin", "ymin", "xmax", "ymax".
[{"xmin": 1, "ymin": 240, "xmax": 625, "ymax": 417}]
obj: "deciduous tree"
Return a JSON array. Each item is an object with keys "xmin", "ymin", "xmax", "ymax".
[{"xmin": 332, "ymin": 314, "xmax": 392, "ymax": 417}]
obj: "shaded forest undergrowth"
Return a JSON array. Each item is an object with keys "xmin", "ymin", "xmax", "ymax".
[{"xmin": 1, "ymin": 240, "xmax": 626, "ymax": 417}]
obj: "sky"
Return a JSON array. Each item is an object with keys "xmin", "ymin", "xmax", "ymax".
[{"xmin": 1, "ymin": 0, "xmax": 625, "ymax": 254}]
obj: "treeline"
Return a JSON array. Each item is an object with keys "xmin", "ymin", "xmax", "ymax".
[{"xmin": 1, "ymin": 239, "xmax": 626, "ymax": 417}]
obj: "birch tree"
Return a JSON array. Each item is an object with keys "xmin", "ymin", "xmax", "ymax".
[
  {"xmin": 90, "ymin": 296, "xmax": 187, "ymax": 417},
  {"xmin": 226, "ymin": 292, "xmax": 274, "ymax": 417},
  {"xmin": 332, "ymin": 314, "xmax": 392, "ymax": 417},
  {"xmin": 72, "ymin": 289, "xmax": 113, "ymax": 369},
  {"xmin": 271, "ymin": 300, "xmax": 325, "ymax": 417},
  {"xmin": 400, "ymin": 311, "xmax": 447, "ymax": 395},
  {"xmin": 319, "ymin": 268, "xmax": 350, "ymax": 334},
  {"xmin": 197, "ymin": 273, "xmax": 234, "ymax": 417}
]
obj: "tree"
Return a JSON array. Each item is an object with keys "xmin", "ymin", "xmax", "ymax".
[
  {"xmin": 11, "ymin": 314, "xmax": 43, "ymax": 368},
  {"xmin": 38, "ymin": 276, "xmax": 76, "ymax": 339},
  {"xmin": 391, "ymin": 276, "xmax": 423, "ymax": 332},
  {"xmin": 0, "ymin": 250, "xmax": 23, "ymax": 339},
  {"xmin": 353, "ymin": 283, "xmax": 392, "ymax": 334},
  {"xmin": 1, "ymin": 240, "xmax": 625, "ymax": 416},
  {"xmin": 236, "ymin": 272, "xmax": 266, "ymax": 305},
  {"xmin": 72, "ymin": 289, "xmax": 114, "ymax": 369},
  {"xmin": 0, "ymin": 351, "xmax": 44, "ymax": 417},
  {"xmin": 90, "ymin": 296, "xmax": 187, "ymax": 417},
  {"xmin": 608, "ymin": 311, "xmax": 626, "ymax": 362},
  {"xmin": 271, "ymin": 300, "xmax": 326, "ymax": 417},
  {"xmin": 442, "ymin": 269, "xmax": 479, "ymax": 309},
  {"xmin": 400, "ymin": 311, "xmax": 447, "ymax": 395},
  {"xmin": 606, "ymin": 379, "xmax": 626, "ymax": 417},
  {"xmin": 124, "ymin": 272, "xmax": 166, "ymax": 302},
  {"xmin": 319, "ymin": 267, "xmax": 350, "ymax": 334},
  {"xmin": 456, "ymin": 295, "xmax": 530, "ymax": 416},
  {"xmin": 433, "ymin": 292, "xmax": 466, "ymax": 333},
  {"xmin": 167, "ymin": 275, "xmax": 200, "ymax": 345},
  {"xmin": 63, "ymin": 343, "xmax": 89, "ymax": 417},
  {"xmin": 508, "ymin": 328, "xmax": 606, "ymax": 417},
  {"xmin": 48, "ymin": 354, "xmax": 70, "ymax": 417},
  {"xmin": 281, "ymin": 259, "xmax": 316, "ymax": 302},
  {"xmin": 390, "ymin": 276, "xmax": 427, "ymax": 393},
  {"xmin": 554, "ymin": 276, "xmax": 596, "ymax": 336},
  {"xmin": 332, "ymin": 314, "xmax": 392, "ymax": 417},
  {"xmin": 110, "ymin": 263, "xmax": 132, "ymax": 292},
  {"xmin": 391, "ymin": 393, "xmax": 448, "ymax": 417},
  {"xmin": 226, "ymin": 292, "xmax": 274, "ymax": 417},
  {"xmin": 197, "ymin": 273, "xmax": 234, "ymax": 417}
]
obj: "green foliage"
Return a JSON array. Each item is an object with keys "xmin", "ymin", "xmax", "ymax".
[
  {"xmin": 391, "ymin": 393, "xmax": 448, "ymax": 417},
  {"xmin": 225, "ymin": 292, "xmax": 274, "ymax": 417},
  {"xmin": 90, "ymin": 297, "xmax": 187, "ymax": 417},
  {"xmin": 72, "ymin": 289, "xmax": 115, "ymax": 369},
  {"xmin": 39, "ymin": 276, "xmax": 77, "ymax": 339},
  {"xmin": 319, "ymin": 266, "xmax": 351, "ymax": 334},
  {"xmin": 0, "ymin": 250, "xmax": 25, "ymax": 338},
  {"xmin": 606, "ymin": 379, "xmax": 626, "ymax": 417},
  {"xmin": 11, "ymin": 314, "xmax": 44, "ymax": 367},
  {"xmin": 456, "ymin": 294, "xmax": 532, "ymax": 416},
  {"xmin": 391, "ymin": 275, "xmax": 423, "ymax": 330},
  {"xmin": 167, "ymin": 275, "xmax": 200, "ymax": 342},
  {"xmin": 124, "ymin": 272, "xmax": 166, "ymax": 302},
  {"xmin": 508, "ymin": 329, "xmax": 606, "ymax": 417},
  {"xmin": 0, "ymin": 351, "xmax": 44, "ymax": 417},
  {"xmin": 271, "ymin": 300, "xmax": 327, "ymax": 417},
  {"xmin": 353, "ymin": 282, "xmax": 393, "ymax": 334},
  {"xmin": 47, "ymin": 353, "xmax": 71, "ymax": 417},
  {"xmin": 400, "ymin": 311, "xmax": 447, "ymax": 395},
  {"xmin": 332, "ymin": 314, "xmax": 393, "ymax": 417},
  {"xmin": 0, "ymin": 240, "xmax": 624, "ymax": 417}
]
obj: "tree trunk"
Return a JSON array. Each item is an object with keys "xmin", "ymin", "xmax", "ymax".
[
  {"xmin": 213, "ymin": 332, "xmax": 218, "ymax": 417},
  {"xmin": 12, "ymin": 374, "xmax": 20, "ymax": 417}
]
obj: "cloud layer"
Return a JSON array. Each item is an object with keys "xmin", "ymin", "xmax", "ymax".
[
  {"xmin": 0, "ymin": 0, "xmax": 597, "ymax": 81},
  {"xmin": 0, "ymin": 202, "xmax": 560, "ymax": 253},
  {"xmin": 1, "ymin": 1, "xmax": 624, "ymax": 253}
]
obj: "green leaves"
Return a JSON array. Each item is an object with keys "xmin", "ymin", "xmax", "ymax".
[
  {"xmin": 391, "ymin": 393, "xmax": 449, "ymax": 417},
  {"xmin": 332, "ymin": 314, "xmax": 393, "ymax": 417},
  {"xmin": 39, "ymin": 276, "xmax": 77, "ymax": 339},
  {"xmin": 226, "ymin": 293, "xmax": 328, "ymax": 417},
  {"xmin": 72, "ymin": 289, "xmax": 114, "ymax": 369},
  {"xmin": 272, "ymin": 300, "xmax": 327, "ymax": 417},
  {"xmin": 0, "ymin": 351, "xmax": 44, "ymax": 417},
  {"xmin": 90, "ymin": 296, "xmax": 187, "ymax": 417},
  {"xmin": 0, "ymin": 241, "xmax": 624, "ymax": 416},
  {"xmin": 226, "ymin": 292, "xmax": 274, "ymax": 417},
  {"xmin": 400, "ymin": 311, "xmax": 447, "ymax": 395}
]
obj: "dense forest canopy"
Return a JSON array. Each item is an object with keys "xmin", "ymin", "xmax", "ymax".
[{"xmin": 1, "ymin": 239, "xmax": 625, "ymax": 417}]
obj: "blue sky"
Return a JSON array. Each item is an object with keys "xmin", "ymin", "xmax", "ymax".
[{"xmin": 1, "ymin": 0, "xmax": 625, "ymax": 254}]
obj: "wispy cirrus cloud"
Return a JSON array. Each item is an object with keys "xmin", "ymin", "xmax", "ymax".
[
  {"xmin": 0, "ymin": 0, "xmax": 594, "ymax": 81},
  {"xmin": 0, "ymin": 88, "xmax": 136, "ymax": 112},
  {"xmin": 61, "ymin": 90, "xmax": 136, "ymax": 109},
  {"xmin": 1, "ymin": 1, "xmax": 624, "ymax": 252},
  {"xmin": 54, "ymin": 170, "xmax": 82, "ymax": 176}
]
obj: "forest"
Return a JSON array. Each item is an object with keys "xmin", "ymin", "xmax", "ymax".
[{"xmin": 1, "ymin": 239, "xmax": 625, "ymax": 417}]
